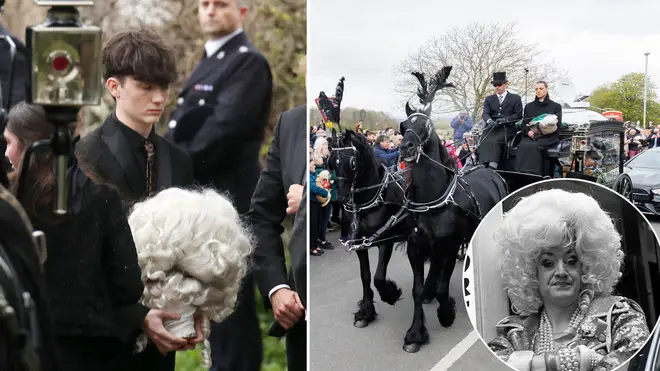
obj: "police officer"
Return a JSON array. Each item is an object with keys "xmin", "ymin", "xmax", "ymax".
[
  {"xmin": 165, "ymin": 1, "xmax": 272, "ymax": 370},
  {"xmin": 479, "ymin": 71, "xmax": 523, "ymax": 169}
]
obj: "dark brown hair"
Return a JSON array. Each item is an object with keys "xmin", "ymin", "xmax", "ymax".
[
  {"xmin": 536, "ymin": 80, "xmax": 548, "ymax": 88},
  {"xmin": 102, "ymin": 29, "xmax": 177, "ymax": 87},
  {"xmin": 7, "ymin": 103, "xmax": 59, "ymax": 219}
]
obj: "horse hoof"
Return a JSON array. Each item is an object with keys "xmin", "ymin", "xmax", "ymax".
[
  {"xmin": 423, "ymin": 297, "xmax": 434, "ymax": 304},
  {"xmin": 354, "ymin": 320, "xmax": 369, "ymax": 328},
  {"xmin": 403, "ymin": 343, "xmax": 421, "ymax": 353}
]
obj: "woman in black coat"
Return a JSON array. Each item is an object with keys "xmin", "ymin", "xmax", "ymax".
[
  {"xmin": 3, "ymin": 102, "xmax": 144, "ymax": 371},
  {"xmin": 514, "ymin": 81, "xmax": 563, "ymax": 175}
]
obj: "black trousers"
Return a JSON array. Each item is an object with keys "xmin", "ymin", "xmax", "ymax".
[
  {"xmin": 56, "ymin": 335, "xmax": 129, "ymax": 371},
  {"xmin": 285, "ymin": 320, "xmax": 306, "ymax": 371},
  {"xmin": 310, "ymin": 201, "xmax": 322, "ymax": 249},
  {"xmin": 208, "ymin": 273, "xmax": 262, "ymax": 371},
  {"xmin": 514, "ymin": 135, "xmax": 559, "ymax": 176},
  {"xmin": 128, "ymin": 340, "xmax": 176, "ymax": 371}
]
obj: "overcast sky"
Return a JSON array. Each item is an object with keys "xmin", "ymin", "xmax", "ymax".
[{"xmin": 307, "ymin": 0, "xmax": 660, "ymax": 118}]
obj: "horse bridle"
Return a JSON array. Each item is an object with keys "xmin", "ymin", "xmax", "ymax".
[
  {"xmin": 403, "ymin": 113, "xmax": 435, "ymax": 163},
  {"xmin": 331, "ymin": 142, "xmax": 408, "ymax": 251},
  {"xmin": 401, "ymin": 112, "xmax": 483, "ymax": 221}
]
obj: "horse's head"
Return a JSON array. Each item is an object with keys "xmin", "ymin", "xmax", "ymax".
[
  {"xmin": 400, "ymin": 67, "xmax": 454, "ymax": 163},
  {"xmin": 329, "ymin": 128, "xmax": 372, "ymax": 201}
]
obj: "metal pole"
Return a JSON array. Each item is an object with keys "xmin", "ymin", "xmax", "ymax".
[
  {"xmin": 524, "ymin": 68, "xmax": 529, "ymax": 106},
  {"xmin": 644, "ymin": 52, "xmax": 650, "ymax": 128}
]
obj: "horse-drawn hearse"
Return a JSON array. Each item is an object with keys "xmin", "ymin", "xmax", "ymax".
[
  {"xmin": 316, "ymin": 67, "xmax": 634, "ymax": 355},
  {"xmin": 468, "ymin": 97, "xmax": 633, "ymax": 201}
]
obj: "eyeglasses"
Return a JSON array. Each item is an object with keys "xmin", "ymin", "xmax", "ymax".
[{"xmin": 493, "ymin": 84, "xmax": 503, "ymax": 87}]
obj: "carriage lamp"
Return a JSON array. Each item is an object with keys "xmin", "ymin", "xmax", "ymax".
[{"xmin": 26, "ymin": 1, "xmax": 102, "ymax": 107}]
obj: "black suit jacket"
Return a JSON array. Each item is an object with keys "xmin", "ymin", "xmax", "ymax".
[
  {"xmin": 482, "ymin": 92, "xmax": 523, "ymax": 124},
  {"xmin": 75, "ymin": 115, "xmax": 194, "ymax": 341},
  {"xmin": 166, "ymin": 31, "xmax": 273, "ymax": 214},
  {"xmin": 247, "ymin": 106, "xmax": 307, "ymax": 309}
]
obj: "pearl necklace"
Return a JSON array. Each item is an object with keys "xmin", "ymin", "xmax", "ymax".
[{"xmin": 537, "ymin": 307, "xmax": 584, "ymax": 355}]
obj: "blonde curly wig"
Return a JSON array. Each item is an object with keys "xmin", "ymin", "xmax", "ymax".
[
  {"xmin": 127, "ymin": 187, "xmax": 254, "ymax": 367},
  {"xmin": 494, "ymin": 189, "xmax": 625, "ymax": 316}
]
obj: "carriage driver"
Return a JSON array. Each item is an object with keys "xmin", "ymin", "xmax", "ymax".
[{"xmin": 479, "ymin": 71, "xmax": 523, "ymax": 169}]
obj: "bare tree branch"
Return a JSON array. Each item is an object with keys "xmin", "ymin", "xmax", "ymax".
[{"xmin": 393, "ymin": 21, "xmax": 567, "ymax": 120}]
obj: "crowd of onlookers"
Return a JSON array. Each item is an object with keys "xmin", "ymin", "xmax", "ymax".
[{"xmin": 625, "ymin": 121, "xmax": 660, "ymax": 159}]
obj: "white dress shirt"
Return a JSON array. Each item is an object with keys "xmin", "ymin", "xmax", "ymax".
[
  {"xmin": 204, "ymin": 28, "xmax": 244, "ymax": 57},
  {"xmin": 498, "ymin": 91, "xmax": 508, "ymax": 104}
]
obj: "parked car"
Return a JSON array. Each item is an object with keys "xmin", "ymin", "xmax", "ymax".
[{"xmin": 624, "ymin": 147, "xmax": 660, "ymax": 215}]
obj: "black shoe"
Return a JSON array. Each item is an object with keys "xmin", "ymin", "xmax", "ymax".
[
  {"xmin": 327, "ymin": 223, "xmax": 335, "ymax": 231},
  {"xmin": 322, "ymin": 241, "xmax": 335, "ymax": 250}
]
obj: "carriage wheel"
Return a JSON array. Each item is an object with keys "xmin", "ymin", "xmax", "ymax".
[
  {"xmin": 457, "ymin": 240, "xmax": 467, "ymax": 261},
  {"xmin": 613, "ymin": 173, "xmax": 633, "ymax": 202}
]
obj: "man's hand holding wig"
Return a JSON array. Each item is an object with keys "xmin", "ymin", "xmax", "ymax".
[{"xmin": 128, "ymin": 188, "xmax": 254, "ymax": 367}]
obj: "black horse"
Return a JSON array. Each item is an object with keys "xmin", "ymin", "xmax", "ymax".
[
  {"xmin": 398, "ymin": 67, "xmax": 508, "ymax": 353},
  {"xmin": 328, "ymin": 129, "xmax": 411, "ymax": 328}
]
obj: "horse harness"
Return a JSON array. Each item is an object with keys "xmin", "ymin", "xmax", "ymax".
[
  {"xmin": 402, "ymin": 112, "xmax": 484, "ymax": 223},
  {"xmin": 331, "ymin": 144, "xmax": 410, "ymax": 252}
]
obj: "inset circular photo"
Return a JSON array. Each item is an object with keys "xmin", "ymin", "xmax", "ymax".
[{"xmin": 462, "ymin": 178, "xmax": 660, "ymax": 371}]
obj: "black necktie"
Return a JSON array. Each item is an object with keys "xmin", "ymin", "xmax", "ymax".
[{"xmin": 144, "ymin": 140, "xmax": 155, "ymax": 196}]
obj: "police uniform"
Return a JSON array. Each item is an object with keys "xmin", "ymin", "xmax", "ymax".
[
  {"xmin": 479, "ymin": 72, "xmax": 523, "ymax": 167},
  {"xmin": 165, "ymin": 30, "xmax": 272, "ymax": 371}
]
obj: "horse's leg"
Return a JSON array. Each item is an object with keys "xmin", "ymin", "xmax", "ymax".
[
  {"xmin": 403, "ymin": 246, "xmax": 429, "ymax": 353},
  {"xmin": 422, "ymin": 259, "xmax": 441, "ymax": 304},
  {"xmin": 435, "ymin": 238, "xmax": 460, "ymax": 328},
  {"xmin": 354, "ymin": 249, "xmax": 376, "ymax": 328},
  {"xmin": 373, "ymin": 241, "xmax": 402, "ymax": 305}
]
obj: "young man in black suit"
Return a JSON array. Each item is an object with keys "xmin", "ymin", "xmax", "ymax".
[
  {"xmin": 247, "ymin": 105, "xmax": 307, "ymax": 371},
  {"xmin": 479, "ymin": 71, "xmax": 523, "ymax": 169},
  {"xmin": 75, "ymin": 30, "xmax": 199, "ymax": 371},
  {"xmin": 165, "ymin": 1, "xmax": 273, "ymax": 369}
]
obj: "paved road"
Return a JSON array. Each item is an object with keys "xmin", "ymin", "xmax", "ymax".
[{"xmin": 310, "ymin": 217, "xmax": 660, "ymax": 371}]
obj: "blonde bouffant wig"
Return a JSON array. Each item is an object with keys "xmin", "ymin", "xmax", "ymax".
[{"xmin": 128, "ymin": 187, "xmax": 254, "ymax": 367}]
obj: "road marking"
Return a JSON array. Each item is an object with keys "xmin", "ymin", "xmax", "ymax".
[{"xmin": 429, "ymin": 330, "xmax": 480, "ymax": 371}]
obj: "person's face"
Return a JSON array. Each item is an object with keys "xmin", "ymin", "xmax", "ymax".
[
  {"xmin": 320, "ymin": 141, "xmax": 329, "ymax": 156},
  {"xmin": 379, "ymin": 140, "xmax": 388, "ymax": 149},
  {"xmin": 389, "ymin": 141, "xmax": 395, "ymax": 149},
  {"xmin": 107, "ymin": 77, "xmax": 169, "ymax": 127},
  {"xmin": 494, "ymin": 82, "xmax": 507, "ymax": 95},
  {"xmin": 386, "ymin": 129, "xmax": 394, "ymax": 137},
  {"xmin": 311, "ymin": 126, "xmax": 317, "ymax": 134},
  {"xmin": 537, "ymin": 246, "xmax": 582, "ymax": 306},
  {"xmin": 3, "ymin": 129, "xmax": 23, "ymax": 171},
  {"xmin": 368, "ymin": 133, "xmax": 376, "ymax": 142},
  {"xmin": 395, "ymin": 135, "xmax": 402, "ymax": 146},
  {"xmin": 198, "ymin": 0, "xmax": 247, "ymax": 38},
  {"xmin": 535, "ymin": 83, "xmax": 548, "ymax": 99},
  {"xmin": 630, "ymin": 129, "xmax": 637, "ymax": 136},
  {"xmin": 317, "ymin": 130, "xmax": 326, "ymax": 139}
]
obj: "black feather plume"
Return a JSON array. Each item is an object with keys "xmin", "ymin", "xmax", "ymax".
[
  {"xmin": 426, "ymin": 66, "xmax": 454, "ymax": 103},
  {"xmin": 411, "ymin": 71, "xmax": 428, "ymax": 103}
]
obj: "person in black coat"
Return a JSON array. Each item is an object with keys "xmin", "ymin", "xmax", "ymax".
[
  {"xmin": 514, "ymin": 81, "xmax": 563, "ymax": 175},
  {"xmin": 247, "ymin": 105, "xmax": 307, "ymax": 371},
  {"xmin": 75, "ymin": 30, "xmax": 199, "ymax": 371},
  {"xmin": 480, "ymin": 71, "xmax": 523, "ymax": 169},
  {"xmin": 164, "ymin": 2, "xmax": 272, "ymax": 370},
  {"xmin": 0, "ymin": 24, "xmax": 28, "ymax": 174},
  {"xmin": 4, "ymin": 102, "xmax": 144, "ymax": 371}
]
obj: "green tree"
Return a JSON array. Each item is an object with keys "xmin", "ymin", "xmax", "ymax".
[{"xmin": 588, "ymin": 72, "xmax": 660, "ymax": 126}]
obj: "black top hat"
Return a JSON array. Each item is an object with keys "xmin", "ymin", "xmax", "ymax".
[{"xmin": 492, "ymin": 72, "xmax": 508, "ymax": 85}]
